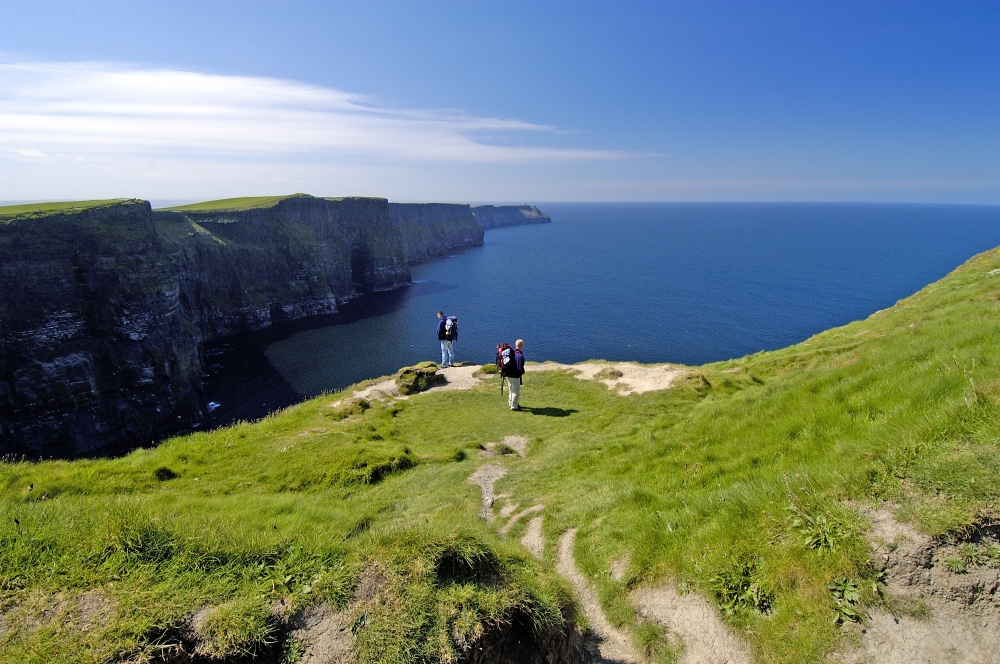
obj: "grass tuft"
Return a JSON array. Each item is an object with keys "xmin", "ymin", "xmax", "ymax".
[{"xmin": 197, "ymin": 596, "xmax": 279, "ymax": 658}]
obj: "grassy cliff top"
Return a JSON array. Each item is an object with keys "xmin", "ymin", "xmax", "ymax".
[
  {"xmin": 161, "ymin": 195, "xmax": 306, "ymax": 213},
  {"xmin": 0, "ymin": 199, "xmax": 135, "ymax": 221},
  {"xmin": 3, "ymin": 245, "xmax": 1000, "ymax": 662}
]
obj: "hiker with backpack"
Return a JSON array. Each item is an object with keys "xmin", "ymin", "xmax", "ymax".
[
  {"xmin": 496, "ymin": 339, "xmax": 526, "ymax": 411},
  {"xmin": 436, "ymin": 311, "xmax": 458, "ymax": 367}
]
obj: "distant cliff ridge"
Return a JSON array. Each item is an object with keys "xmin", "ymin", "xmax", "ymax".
[
  {"xmin": 389, "ymin": 203, "xmax": 484, "ymax": 263},
  {"xmin": 472, "ymin": 204, "xmax": 551, "ymax": 229},
  {"xmin": 0, "ymin": 195, "xmax": 549, "ymax": 458}
]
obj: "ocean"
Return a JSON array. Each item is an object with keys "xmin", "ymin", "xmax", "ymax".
[{"xmin": 203, "ymin": 202, "xmax": 1000, "ymax": 427}]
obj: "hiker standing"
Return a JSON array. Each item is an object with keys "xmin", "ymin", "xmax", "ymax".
[
  {"xmin": 436, "ymin": 311, "xmax": 458, "ymax": 367},
  {"xmin": 506, "ymin": 339, "xmax": 526, "ymax": 411}
]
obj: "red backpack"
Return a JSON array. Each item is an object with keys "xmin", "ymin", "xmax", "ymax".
[{"xmin": 496, "ymin": 343, "xmax": 516, "ymax": 377}]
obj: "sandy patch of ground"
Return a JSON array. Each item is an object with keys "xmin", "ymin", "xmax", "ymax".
[
  {"xmin": 3, "ymin": 590, "xmax": 118, "ymax": 643},
  {"xmin": 632, "ymin": 585, "xmax": 751, "ymax": 664},
  {"xmin": 500, "ymin": 504, "xmax": 545, "ymax": 536},
  {"xmin": 609, "ymin": 557, "xmax": 629, "ymax": 584},
  {"xmin": 521, "ymin": 516, "xmax": 545, "ymax": 558},
  {"xmin": 332, "ymin": 378, "xmax": 401, "ymax": 407},
  {"xmin": 556, "ymin": 529, "xmax": 641, "ymax": 663},
  {"xmin": 77, "ymin": 589, "xmax": 114, "ymax": 630},
  {"xmin": 532, "ymin": 362, "xmax": 686, "ymax": 395},
  {"xmin": 835, "ymin": 506, "xmax": 1000, "ymax": 664},
  {"xmin": 331, "ymin": 365, "xmax": 484, "ymax": 408},
  {"xmin": 480, "ymin": 435, "xmax": 530, "ymax": 458},
  {"xmin": 860, "ymin": 502, "xmax": 922, "ymax": 544},
  {"xmin": 468, "ymin": 464, "xmax": 507, "ymax": 521},
  {"xmin": 499, "ymin": 435, "xmax": 529, "ymax": 456},
  {"xmin": 427, "ymin": 364, "xmax": 483, "ymax": 392},
  {"xmin": 36, "ymin": 594, "xmax": 72, "ymax": 630},
  {"xmin": 289, "ymin": 603, "xmax": 354, "ymax": 664}
]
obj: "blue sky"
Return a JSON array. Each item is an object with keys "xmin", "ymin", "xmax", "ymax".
[{"xmin": 1, "ymin": 1, "xmax": 998, "ymax": 203}]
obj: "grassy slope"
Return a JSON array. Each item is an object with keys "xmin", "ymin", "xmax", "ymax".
[
  {"xmin": 0, "ymin": 200, "xmax": 133, "ymax": 222},
  {"xmin": 161, "ymin": 196, "xmax": 301, "ymax": 213},
  {"xmin": 3, "ymin": 247, "xmax": 1000, "ymax": 663}
]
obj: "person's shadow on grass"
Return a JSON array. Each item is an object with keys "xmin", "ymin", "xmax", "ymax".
[{"xmin": 521, "ymin": 406, "xmax": 577, "ymax": 417}]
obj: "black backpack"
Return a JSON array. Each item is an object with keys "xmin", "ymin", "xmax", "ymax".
[{"xmin": 444, "ymin": 316, "xmax": 458, "ymax": 341}]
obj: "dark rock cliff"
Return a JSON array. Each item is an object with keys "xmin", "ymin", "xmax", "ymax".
[
  {"xmin": 472, "ymin": 205, "xmax": 551, "ymax": 229},
  {"xmin": 389, "ymin": 203, "xmax": 484, "ymax": 263},
  {"xmin": 0, "ymin": 195, "xmax": 548, "ymax": 458}
]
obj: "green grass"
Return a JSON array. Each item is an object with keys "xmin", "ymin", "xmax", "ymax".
[
  {"xmin": 161, "ymin": 195, "xmax": 303, "ymax": 213},
  {"xmin": 0, "ymin": 199, "xmax": 133, "ymax": 221},
  {"xmin": 4, "ymin": 246, "xmax": 1000, "ymax": 662}
]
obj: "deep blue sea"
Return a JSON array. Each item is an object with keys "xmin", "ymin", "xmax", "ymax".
[{"xmin": 204, "ymin": 202, "xmax": 1000, "ymax": 426}]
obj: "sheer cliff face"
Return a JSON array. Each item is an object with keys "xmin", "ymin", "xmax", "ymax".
[
  {"xmin": 0, "ymin": 196, "xmax": 550, "ymax": 457},
  {"xmin": 0, "ymin": 195, "xmax": 501, "ymax": 458},
  {"xmin": 0, "ymin": 200, "xmax": 200, "ymax": 458},
  {"xmin": 167, "ymin": 196, "xmax": 410, "ymax": 336},
  {"xmin": 389, "ymin": 203, "xmax": 484, "ymax": 263},
  {"xmin": 472, "ymin": 205, "xmax": 551, "ymax": 229}
]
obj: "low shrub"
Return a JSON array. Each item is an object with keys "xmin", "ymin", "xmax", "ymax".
[
  {"xmin": 396, "ymin": 362, "xmax": 446, "ymax": 395},
  {"xmin": 154, "ymin": 467, "xmax": 179, "ymax": 481},
  {"xmin": 708, "ymin": 556, "xmax": 774, "ymax": 616},
  {"xmin": 329, "ymin": 397, "xmax": 371, "ymax": 420},
  {"xmin": 594, "ymin": 366, "xmax": 624, "ymax": 380}
]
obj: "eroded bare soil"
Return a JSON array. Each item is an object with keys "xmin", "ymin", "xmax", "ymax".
[
  {"xmin": 532, "ymin": 362, "xmax": 686, "ymax": 395},
  {"xmin": 632, "ymin": 585, "xmax": 751, "ymax": 664},
  {"xmin": 837, "ymin": 507, "xmax": 1000, "ymax": 664}
]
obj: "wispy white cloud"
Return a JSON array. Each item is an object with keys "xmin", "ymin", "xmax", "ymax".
[
  {"xmin": 12, "ymin": 148, "xmax": 48, "ymax": 158},
  {"xmin": 0, "ymin": 60, "xmax": 627, "ymax": 163}
]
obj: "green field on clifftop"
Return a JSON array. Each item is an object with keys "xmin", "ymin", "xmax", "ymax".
[
  {"xmin": 0, "ymin": 199, "xmax": 134, "ymax": 222},
  {"xmin": 162, "ymin": 195, "xmax": 303, "ymax": 213},
  {"xmin": 3, "ymin": 246, "xmax": 1000, "ymax": 663}
]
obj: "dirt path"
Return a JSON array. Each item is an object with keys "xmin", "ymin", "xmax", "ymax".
[
  {"xmin": 632, "ymin": 586, "xmax": 751, "ymax": 664},
  {"xmin": 836, "ymin": 505, "xmax": 1000, "ymax": 664},
  {"xmin": 521, "ymin": 516, "xmax": 545, "ymax": 558},
  {"xmin": 499, "ymin": 500, "xmax": 519, "ymax": 517},
  {"xmin": 499, "ymin": 504, "xmax": 545, "ymax": 535},
  {"xmin": 468, "ymin": 464, "xmax": 507, "ymax": 521},
  {"xmin": 532, "ymin": 362, "xmax": 686, "ymax": 395},
  {"xmin": 556, "ymin": 529, "xmax": 641, "ymax": 664}
]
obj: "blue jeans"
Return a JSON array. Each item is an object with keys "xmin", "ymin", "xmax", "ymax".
[{"xmin": 440, "ymin": 340, "xmax": 454, "ymax": 366}]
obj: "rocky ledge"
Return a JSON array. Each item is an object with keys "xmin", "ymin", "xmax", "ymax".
[
  {"xmin": 0, "ymin": 196, "xmax": 549, "ymax": 458},
  {"xmin": 472, "ymin": 204, "xmax": 551, "ymax": 229}
]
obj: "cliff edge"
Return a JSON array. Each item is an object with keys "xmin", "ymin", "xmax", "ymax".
[
  {"xmin": 0, "ymin": 195, "xmax": 548, "ymax": 458},
  {"xmin": 472, "ymin": 204, "xmax": 551, "ymax": 229}
]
